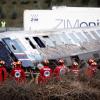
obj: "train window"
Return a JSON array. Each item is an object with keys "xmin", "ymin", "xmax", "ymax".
[
  {"xmin": 70, "ymin": 55, "xmax": 80, "ymax": 63},
  {"xmin": 90, "ymin": 31, "xmax": 100, "ymax": 39},
  {"xmin": 25, "ymin": 37, "xmax": 29, "ymax": 40},
  {"xmin": 83, "ymin": 31, "xmax": 93, "ymax": 40},
  {"xmin": 2, "ymin": 38, "xmax": 24, "ymax": 53},
  {"xmin": 12, "ymin": 44, "xmax": 16, "ymax": 50},
  {"xmin": 25, "ymin": 37, "xmax": 36, "ymax": 49},
  {"xmin": 96, "ymin": 30, "xmax": 100, "ymax": 34},
  {"xmin": 75, "ymin": 32, "xmax": 86, "ymax": 42},
  {"xmin": 42, "ymin": 36, "xmax": 49, "ymax": 38},
  {"xmin": 93, "ymin": 53, "xmax": 99, "ymax": 58},
  {"xmin": 33, "ymin": 37, "xmax": 45, "ymax": 48},
  {"xmin": 69, "ymin": 33, "xmax": 80, "ymax": 43},
  {"xmin": 14, "ymin": 39, "xmax": 26, "ymax": 51}
]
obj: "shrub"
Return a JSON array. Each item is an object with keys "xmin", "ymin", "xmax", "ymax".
[
  {"xmin": 0, "ymin": 7, "xmax": 6, "ymax": 19},
  {"xmin": 12, "ymin": 1, "xmax": 17, "ymax": 5},
  {"xmin": 1, "ymin": 0, "xmax": 6, "ymax": 4},
  {"xmin": 33, "ymin": 0, "xmax": 37, "ymax": 4},
  {"xmin": 20, "ymin": 0, "xmax": 30, "ymax": 4},
  {"xmin": 11, "ymin": 10, "xmax": 17, "ymax": 19}
]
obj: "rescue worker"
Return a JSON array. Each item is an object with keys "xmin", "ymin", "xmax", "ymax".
[
  {"xmin": 90, "ymin": 62, "xmax": 98, "ymax": 73},
  {"xmin": 37, "ymin": 60, "xmax": 52, "ymax": 84},
  {"xmin": 85, "ymin": 61, "xmax": 98, "ymax": 78},
  {"xmin": 10, "ymin": 61, "xmax": 26, "ymax": 82},
  {"xmin": 29, "ymin": 62, "xmax": 41, "ymax": 84},
  {"xmin": 1, "ymin": 20, "xmax": 6, "ymax": 28},
  {"xmin": 70, "ymin": 61, "xmax": 80, "ymax": 76},
  {"xmin": 87, "ymin": 58, "xmax": 95, "ymax": 66},
  {"xmin": 0, "ymin": 60, "xmax": 8, "ymax": 82},
  {"xmin": 53, "ymin": 59, "xmax": 69, "ymax": 80}
]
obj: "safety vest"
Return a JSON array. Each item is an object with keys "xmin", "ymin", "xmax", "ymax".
[
  {"xmin": 71, "ymin": 65, "xmax": 79, "ymax": 75},
  {"xmin": 0, "ymin": 66, "xmax": 8, "ymax": 81},
  {"xmin": 38, "ymin": 66, "xmax": 52, "ymax": 83},
  {"xmin": 54, "ymin": 65, "xmax": 67, "ymax": 76},
  {"xmin": 40, "ymin": 66, "xmax": 52, "ymax": 78},
  {"xmin": 10, "ymin": 67, "xmax": 26, "ymax": 82},
  {"xmin": 1, "ymin": 21, "xmax": 6, "ymax": 28}
]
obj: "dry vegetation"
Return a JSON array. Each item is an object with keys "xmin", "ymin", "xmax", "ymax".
[{"xmin": 0, "ymin": 70, "xmax": 100, "ymax": 100}]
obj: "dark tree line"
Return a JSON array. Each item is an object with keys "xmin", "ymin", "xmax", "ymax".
[{"xmin": 47, "ymin": 0, "xmax": 100, "ymax": 7}]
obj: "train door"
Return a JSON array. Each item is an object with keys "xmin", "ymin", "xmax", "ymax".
[
  {"xmin": 70, "ymin": 55, "xmax": 80, "ymax": 64},
  {"xmin": 0, "ymin": 41, "xmax": 12, "ymax": 69}
]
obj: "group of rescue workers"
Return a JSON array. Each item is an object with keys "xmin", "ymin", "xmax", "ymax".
[{"xmin": 0, "ymin": 58, "xmax": 99, "ymax": 84}]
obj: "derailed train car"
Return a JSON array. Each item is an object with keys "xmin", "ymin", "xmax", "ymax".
[{"xmin": 0, "ymin": 26, "xmax": 100, "ymax": 69}]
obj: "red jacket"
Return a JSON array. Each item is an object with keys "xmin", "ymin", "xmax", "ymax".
[
  {"xmin": 0, "ymin": 66, "xmax": 8, "ymax": 82},
  {"xmin": 85, "ymin": 65, "xmax": 97, "ymax": 78},
  {"xmin": 71, "ymin": 65, "xmax": 79, "ymax": 75},
  {"xmin": 38, "ymin": 66, "xmax": 52, "ymax": 83},
  {"xmin": 10, "ymin": 66, "xmax": 26, "ymax": 82},
  {"xmin": 90, "ymin": 65, "xmax": 97, "ymax": 72},
  {"xmin": 54, "ymin": 65, "xmax": 68, "ymax": 80}
]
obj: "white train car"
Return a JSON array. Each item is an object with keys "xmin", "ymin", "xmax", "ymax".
[{"xmin": 0, "ymin": 26, "xmax": 100, "ymax": 69}]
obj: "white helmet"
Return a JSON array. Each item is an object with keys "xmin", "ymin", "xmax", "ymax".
[{"xmin": 37, "ymin": 63, "xmax": 43, "ymax": 69}]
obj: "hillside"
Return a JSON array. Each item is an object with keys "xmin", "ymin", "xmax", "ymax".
[{"xmin": 0, "ymin": 0, "xmax": 100, "ymax": 27}]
